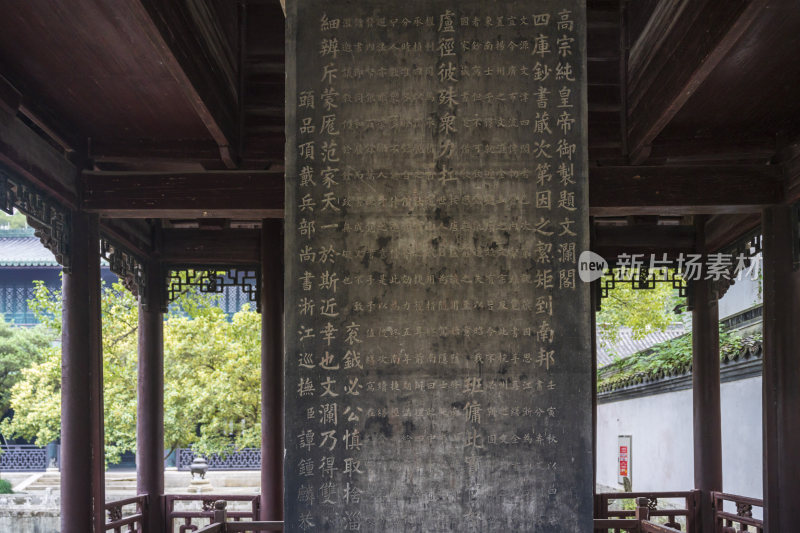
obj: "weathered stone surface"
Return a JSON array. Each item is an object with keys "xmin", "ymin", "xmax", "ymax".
[{"xmin": 285, "ymin": 1, "xmax": 591, "ymax": 530}]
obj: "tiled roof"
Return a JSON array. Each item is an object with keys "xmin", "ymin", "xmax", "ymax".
[
  {"xmin": 597, "ymin": 335, "xmax": 762, "ymax": 394},
  {"xmin": 0, "ymin": 237, "xmax": 59, "ymax": 267},
  {"xmin": 596, "ymin": 325, "xmax": 688, "ymax": 368},
  {"xmin": 0, "ymin": 227, "xmax": 36, "ymax": 237}
]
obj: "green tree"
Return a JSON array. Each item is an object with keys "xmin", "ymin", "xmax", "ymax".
[
  {"xmin": 0, "ymin": 210, "xmax": 30, "ymax": 229},
  {"xmin": 0, "ymin": 316, "xmax": 55, "ymax": 420},
  {"xmin": 164, "ymin": 305, "xmax": 262, "ymax": 456},
  {"xmin": 596, "ymin": 270, "xmax": 684, "ymax": 359},
  {"xmin": 0, "ymin": 343, "xmax": 61, "ymax": 447},
  {"xmin": 0, "ymin": 280, "xmax": 262, "ymax": 463}
]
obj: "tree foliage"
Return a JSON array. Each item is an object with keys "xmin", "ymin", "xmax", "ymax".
[
  {"xmin": 0, "ymin": 315, "xmax": 55, "ymax": 422},
  {"xmin": 596, "ymin": 270, "xmax": 684, "ymax": 359},
  {"xmin": 0, "ymin": 280, "xmax": 262, "ymax": 464},
  {"xmin": 164, "ymin": 307, "xmax": 262, "ymax": 456},
  {"xmin": 0, "ymin": 210, "xmax": 29, "ymax": 229},
  {"xmin": 597, "ymin": 328, "xmax": 760, "ymax": 391}
]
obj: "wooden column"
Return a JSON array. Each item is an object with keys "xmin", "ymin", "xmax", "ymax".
[
  {"xmin": 761, "ymin": 206, "xmax": 800, "ymax": 532},
  {"xmin": 61, "ymin": 212, "xmax": 105, "ymax": 533},
  {"xmin": 136, "ymin": 260, "xmax": 164, "ymax": 531},
  {"xmin": 260, "ymin": 219, "xmax": 284, "ymax": 520},
  {"xmin": 591, "ymin": 282, "xmax": 598, "ymax": 494},
  {"xmin": 692, "ymin": 219, "xmax": 722, "ymax": 533}
]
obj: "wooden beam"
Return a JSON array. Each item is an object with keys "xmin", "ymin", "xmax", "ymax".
[
  {"xmin": 98, "ymin": 220, "xmax": 154, "ymax": 260},
  {"xmin": 593, "ymin": 224, "xmax": 695, "ymax": 260},
  {"xmin": 704, "ymin": 214, "xmax": 761, "ymax": 253},
  {"xmin": 0, "ymin": 75, "xmax": 22, "ymax": 116},
  {"xmin": 85, "ymin": 164, "xmax": 781, "ymax": 219},
  {"xmin": 82, "ymin": 170, "xmax": 283, "ymax": 218},
  {"xmin": 627, "ymin": 0, "xmax": 769, "ymax": 164},
  {"xmin": 589, "ymin": 165, "xmax": 782, "ymax": 215},
  {"xmin": 89, "ymin": 138, "xmax": 223, "ymax": 165},
  {"xmin": 648, "ymin": 138, "xmax": 777, "ymax": 164},
  {"xmin": 0, "ymin": 113, "xmax": 78, "ymax": 208},
  {"xmin": 130, "ymin": 0, "xmax": 239, "ymax": 168},
  {"xmin": 781, "ymin": 141, "xmax": 800, "ymax": 204},
  {"xmin": 160, "ymin": 228, "xmax": 261, "ymax": 264},
  {"xmin": 2, "ymin": 74, "xmax": 81, "ymax": 158}
]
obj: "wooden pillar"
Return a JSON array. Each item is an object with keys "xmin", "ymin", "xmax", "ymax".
[
  {"xmin": 635, "ymin": 497, "xmax": 651, "ymax": 522},
  {"xmin": 591, "ymin": 283, "xmax": 598, "ymax": 494},
  {"xmin": 260, "ymin": 219, "xmax": 284, "ymax": 520},
  {"xmin": 761, "ymin": 205, "xmax": 800, "ymax": 532},
  {"xmin": 136, "ymin": 260, "xmax": 164, "ymax": 531},
  {"xmin": 692, "ymin": 218, "xmax": 722, "ymax": 533},
  {"xmin": 61, "ymin": 212, "xmax": 105, "ymax": 533}
]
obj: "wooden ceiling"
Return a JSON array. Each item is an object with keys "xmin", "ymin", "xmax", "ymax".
[
  {"xmin": 658, "ymin": 1, "xmax": 800, "ymax": 146},
  {"xmin": 0, "ymin": 0, "xmax": 797, "ymax": 259}
]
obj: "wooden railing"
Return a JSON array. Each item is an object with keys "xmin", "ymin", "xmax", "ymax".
[
  {"xmin": 164, "ymin": 494, "xmax": 261, "ymax": 532},
  {"xmin": 595, "ymin": 497, "xmax": 686, "ymax": 533},
  {"xmin": 195, "ymin": 501, "xmax": 283, "ymax": 532},
  {"xmin": 594, "ymin": 518, "xmax": 642, "ymax": 532},
  {"xmin": 104, "ymin": 495, "xmax": 147, "ymax": 533},
  {"xmin": 641, "ymin": 522, "xmax": 686, "ymax": 533},
  {"xmin": 593, "ymin": 518, "xmax": 685, "ymax": 532},
  {"xmin": 110, "ymin": 489, "xmax": 760, "ymax": 533},
  {"xmin": 712, "ymin": 492, "xmax": 763, "ymax": 533},
  {"xmin": 596, "ymin": 490, "xmax": 701, "ymax": 532}
]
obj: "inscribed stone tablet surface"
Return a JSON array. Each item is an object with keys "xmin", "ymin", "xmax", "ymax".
[{"xmin": 284, "ymin": 1, "xmax": 592, "ymax": 531}]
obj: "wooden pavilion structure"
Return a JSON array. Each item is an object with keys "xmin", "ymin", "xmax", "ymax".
[{"xmin": 0, "ymin": 0, "xmax": 797, "ymax": 532}]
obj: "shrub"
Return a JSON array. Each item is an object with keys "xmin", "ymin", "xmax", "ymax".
[{"xmin": 0, "ymin": 479, "xmax": 13, "ymax": 494}]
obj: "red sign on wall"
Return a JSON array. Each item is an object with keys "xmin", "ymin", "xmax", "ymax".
[{"xmin": 618, "ymin": 436, "xmax": 632, "ymax": 484}]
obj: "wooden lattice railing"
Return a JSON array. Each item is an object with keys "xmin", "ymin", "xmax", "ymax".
[
  {"xmin": 107, "ymin": 489, "xmax": 761, "ymax": 533},
  {"xmin": 595, "ymin": 490, "xmax": 701, "ymax": 532},
  {"xmin": 712, "ymin": 492, "xmax": 763, "ymax": 533},
  {"xmin": 194, "ymin": 501, "xmax": 283, "ymax": 532},
  {"xmin": 104, "ymin": 495, "xmax": 146, "ymax": 533},
  {"xmin": 594, "ymin": 497, "xmax": 686, "ymax": 533},
  {"xmin": 594, "ymin": 518, "xmax": 642, "ymax": 532},
  {"xmin": 164, "ymin": 494, "xmax": 261, "ymax": 532}
]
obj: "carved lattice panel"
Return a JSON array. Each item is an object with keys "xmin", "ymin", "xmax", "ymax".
[{"xmin": 0, "ymin": 445, "xmax": 48, "ymax": 471}]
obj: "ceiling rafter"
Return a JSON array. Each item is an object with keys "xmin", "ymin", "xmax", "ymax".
[
  {"xmin": 131, "ymin": 0, "xmax": 240, "ymax": 168},
  {"xmin": 626, "ymin": 0, "xmax": 770, "ymax": 164}
]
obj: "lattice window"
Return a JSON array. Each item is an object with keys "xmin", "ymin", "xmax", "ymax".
[
  {"xmin": 176, "ymin": 447, "xmax": 262, "ymax": 471},
  {"xmin": 600, "ymin": 266, "xmax": 688, "ymax": 300},
  {"xmin": 0, "ymin": 284, "xmax": 39, "ymax": 325},
  {"xmin": 166, "ymin": 268, "xmax": 261, "ymax": 313},
  {"xmin": 0, "ymin": 445, "xmax": 47, "ymax": 471}
]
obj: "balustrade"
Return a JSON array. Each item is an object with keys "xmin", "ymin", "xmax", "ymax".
[
  {"xmin": 0, "ymin": 444, "xmax": 47, "ymax": 471},
  {"xmin": 596, "ymin": 490, "xmax": 701, "ymax": 532},
  {"xmin": 712, "ymin": 492, "xmax": 764, "ymax": 533},
  {"xmin": 104, "ymin": 495, "xmax": 146, "ymax": 533}
]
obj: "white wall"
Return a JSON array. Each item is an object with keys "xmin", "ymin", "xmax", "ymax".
[
  {"xmin": 720, "ymin": 377, "xmax": 762, "ymax": 500},
  {"xmin": 597, "ymin": 376, "xmax": 763, "ymax": 503},
  {"xmin": 597, "ymin": 389, "xmax": 694, "ymax": 492},
  {"xmin": 718, "ymin": 271, "xmax": 761, "ymax": 319}
]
